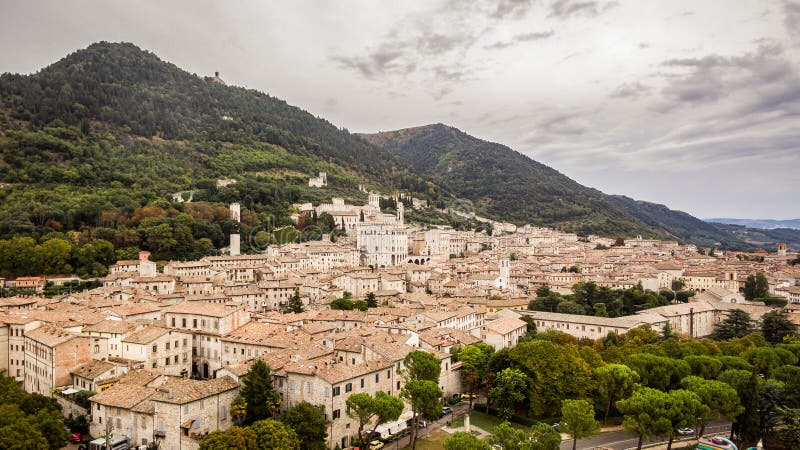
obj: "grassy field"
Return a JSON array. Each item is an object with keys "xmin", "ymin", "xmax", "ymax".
[
  {"xmin": 449, "ymin": 410, "xmax": 528, "ymax": 432},
  {"xmin": 399, "ymin": 429, "xmax": 449, "ymax": 450}
]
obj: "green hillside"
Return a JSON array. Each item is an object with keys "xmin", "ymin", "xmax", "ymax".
[
  {"xmin": 0, "ymin": 42, "xmax": 439, "ymax": 276},
  {"xmin": 361, "ymin": 124, "xmax": 750, "ymax": 248}
]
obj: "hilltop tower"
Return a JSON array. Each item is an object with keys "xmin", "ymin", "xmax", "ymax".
[
  {"xmin": 778, "ymin": 243, "xmax": 787, "ymax": 256},
  {"xmin": 397, "ymin": 201, "xmax": 404, "ymax": 225},
  {"xmin": 499, "ymin": 259, "xmax": 510, "ymax": 290},
  {"xmin": 369, "ymin": 192, "xmax": 380, "ymax": 209},
  {"xmin": 230, "ymin": 203, "xmax": 241, "ymax": 223}
]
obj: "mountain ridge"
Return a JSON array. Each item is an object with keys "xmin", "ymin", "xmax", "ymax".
[{"xmin": 360, "ymin": 123, "xmax": 754, "ymax": 248}]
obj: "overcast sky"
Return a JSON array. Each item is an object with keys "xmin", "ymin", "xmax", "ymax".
[{"xmin": 2, "ymin": 0, "xmax": 799, "ymax": 220}]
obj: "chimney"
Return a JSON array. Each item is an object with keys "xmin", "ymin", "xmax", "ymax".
[{"xmin": 215, "ymin": 71, "xmax": 219, "ymax": 78}]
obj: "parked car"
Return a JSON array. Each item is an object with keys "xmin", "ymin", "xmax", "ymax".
[
  {"xmin": 369, "ymin": 440, "xmax": 384, "ymax": 450},
  {"xmin": 678, "ymin": 428, "xmax": 694, "ymax": 435}
]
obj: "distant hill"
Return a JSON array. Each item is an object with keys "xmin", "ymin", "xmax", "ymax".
[
  {"xmin": 361, "ymin": 124, "xmax": 751, "ymax": 248},
  {"xmin": 710, "ymin": 224, "xmax": 800, "ymax": 252},
  {"xmin": 706, "ymin": 218, "xmax": 800, "ymax": 230}
]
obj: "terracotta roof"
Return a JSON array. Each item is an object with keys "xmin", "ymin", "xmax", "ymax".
[
  {"xmin": 149, "ymin": 376, "xmax": 239, "ymax": 404},
  {"xmin": 26, "ymin": 325, "xmax": 82, "ymax": 347},
  {"xmin": 71, "ymin": 360, "xmax": 115, "ymax": 379},
  {"xmin": 83, "ymin": 319, "xmax": 137, "ymax": 335},
  {"xmin": 90, "ymin": 383, "xmax": 158, "ymax": 408},
  {"xmin": 483, "ymin": 317, "xmax": 527, "ymax": 335},
  {"xmin": 165, "ymin": 301, "xmax": 241, "ymax": 317},
  {"xmin": 122, "ymin": 326, "xmax": 172, "ymax": 345}
]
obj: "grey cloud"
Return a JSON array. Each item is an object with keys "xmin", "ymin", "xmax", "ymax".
[
  {"xmin": 485, "ymin": 30, "xmax": 554, "ymax": 49},
  {"xmin": 331, "ymin": 48, "xmax": 407, "ymax": 80},
  {"xmin": 549, "ymin": 0, "xmax": 618, "ymax": 19},
  {"xmin": 491, "ymin": 0, "xmax": 536, "ymax": 19},
  {"xmin": 784, "ymin": 1, "xmax": 800, "ymax": 45},
  {"xmin": 656, "ymin": 42, "xmax": 797, "ymax": 111},
  {"xmin": 610, "ymin": 82, "xmax": 652, "ymax": 100},
  {"xmin": 417, "ymin": 32, "xmax": 468, "ymax": 55},
  {"xmin": 537, "ymin": 110, "xmax": 591, "ymax": 135},
  {"xmin": 433, "ymin": 66, "xmax": 470, "ymax": 82}
]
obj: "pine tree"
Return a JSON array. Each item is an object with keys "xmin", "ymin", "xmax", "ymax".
[
  {"xmin": 241, "ymin": 360, "xmax": 282, "ymax": 424},
  {"xmin": 365, "ymin": 292, "xmax": 377, "ymax": 308},
  {"xmin": 287, "ymin": 289, "xmax": 304, "ymax": 313},
  {"xmin": 712, "ymin": 309, "xmax": 754, "ymax": 340}
]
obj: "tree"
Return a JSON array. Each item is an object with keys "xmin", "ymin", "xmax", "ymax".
[
  {"xmin": 456, "ymin": 344, "xmax": 493, "ymax": 411},
  {"xmin": 712, "ymin": 310, "xmax": 754, "ymax": 340},
  {"xmin": 726, "ymin": 371, "xmax": 760, "ymax": 442},
  {"xmin": 240, "ymin": 360, "xmax": 281, "ymax": 424},
  {"xmin": 345, "ymin": 392, "xmax": 403, "ymax": 446},
  {"xmin": 278, "ymin": 402, "xmax": 327, "ymax": 450},
  {"xmin": 510, "ymin": 341, "xmax": 594, "ymax": 416},
  {"xmin": 595, "ymin": 364, "xmax": 640, "ymax": 424},
  {"xmin": 743, "ymin": 272, "xmax": 769, "ymax": 300},
  {"xmin": 671, "ymin": 279, "xmax": 685, "ymax": 292},
  {"xmin": 778, "ymin": 406, "xmax": 800, "ymax": 449},
  {"xmin": 286, "ymin": 289, "xmax": 304, "ymax": 313},
  {"xmin": 682, "ymin": 355, "xmax": 723, "ymax": 379},
  {"xmin": 199, "ymin": 426, "xmax": 257, "ymax": 450},
  {"xmin": 529, "ymin": 422, "xmax": 563, "ymax": 450},
  {"xmin": 28, "ymin": 409, "xmax": 71, "ymax": 450},
  {"xmin": 489, "ymin": 422, "xmax": 529, "ymax": 450},
  {"xmin": 0, "ymin": 421, "xmax": 49, "ymax": 450},
  {"xmin": 680, "ymin": 376, "xmax": 743, "ymax": 436},
  {"xmin": 761, "ymin": 311, "xmax": 796, "ymax": 344},
  {"xmin": 560, "ymin": 400, "xmax": 600, "ymax": 450},
  {"xmin": 663, "ymin": 390, "xmax": 708, "ymax": 450},
  {"xmin": 365, "ymin": 291, "xmax": 378, "ymax": 308},
  {"xmin": 491, "ymin": 368, "xmax": 528, "ymax": 420},
  {"xmin": 444, "ymin": 432, "xmax": 491, "ymax": 450},
  {"xmin": 625, "ymin": 353, "xmax": 689, "ymax": 391},
  {"xmin": 616, "ymin": 388, "xmax": 672, "ymax": 450},
  {"xmin": 758, "ymin": 380, "xmax": 782, "ymax": 443},
  {"xmin": 251, "ymin": 419, "xmax": 300, "ymax": 450},
  {"xmin": 403, "ymin": 350, "xmax": 441, "ymax": 382},
  {"xmin": 401, "ymin": 380, "xmax": 443, "ymax": 450}
]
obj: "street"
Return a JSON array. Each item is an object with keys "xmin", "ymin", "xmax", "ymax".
[{"xmin": 560, "ymin": 421, "xmax": 731, "ymax": 450}]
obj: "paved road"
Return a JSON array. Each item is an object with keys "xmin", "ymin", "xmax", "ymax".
[{"xmin": 560, "ymin": 421, "xmax": 731, "ymax": 450}]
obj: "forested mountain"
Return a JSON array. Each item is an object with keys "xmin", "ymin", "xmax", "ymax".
[
  {"xmin": 0, "ymin": 42, "xmax": 438, "ymax": 276},
  {"xmin": 361, "ymin": 124, "xmax": 752, "ymax": 248}
]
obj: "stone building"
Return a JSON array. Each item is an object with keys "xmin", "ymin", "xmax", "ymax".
[
  {"xmin": 122, "ymin": 326, "xmax": 193, "ymax": 377},
  {"xmin": 24, "ymin": 325, "xmax": 91, "ymax": 395},
  {"xmin": 164, "ymin": 302, "xmax": 250, "ymax": 378}
]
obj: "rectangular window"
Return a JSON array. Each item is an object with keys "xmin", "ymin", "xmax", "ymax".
[
  {"xmin": 333, "ymin": 409, "xmax": 340, "ymax": 419},
  {"xmin": 333, "ymin": 386, "xmax": 340, "ymax": 396},
  {"xmin": 221, "ymin": 406, "xmax": 227, "ymax": 420},
  {"xmin": 152, "ymin": 344, "xmax": 157, "ymax": 353},
  {"xmin": 360, "ymin": 378, "xmax": 364, "ymax": 388},
  {"xmin": 345, "ymin": 383, "xmax": 352, "ymax": 393},
  {"xmin": 375, "ymin": 374, "xmax": 379, "ymax": 383},
  {"xmin": 324, "ymin": 387, "xmax": 330, "ymax": 397}
]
